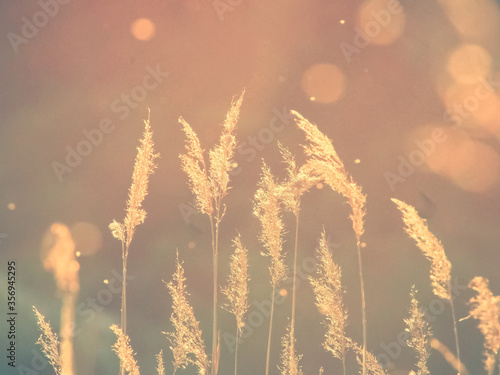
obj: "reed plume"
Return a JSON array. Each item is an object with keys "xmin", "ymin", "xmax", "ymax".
[
  {"xmin": 309, "ymin": 229, "xmax": 349, "ymax": 375},
  {"xmin": 292, "ymin": 110, "xmax": 368, "ymax": 374},
  {"xmin": 405, "ymin": 286, "xmax": 432, "ymax": 375},
  {"xmin": 156, "ymin": 350, "xmax": 165, "ymax": 375},
  {"xmin": 166, "ymin": 252, "xmax": 209, "ymax": 375},
  {"xmin": 253, "ymin": 160, "xmax": 287, "ymax": 375},
  {"xmin": 467, "ymin": 277, "xmax": 500, "ymax": 374},
  {"xmin": 351, "ymin": 342, "xmax": 387, "ymax": 375},
  {"xmin": 33, "ymin": 307, "xmax": 63, "ymax": 375},
  {"xmin": 391, "ymin": 198, "xmax": 462, "ymax": 374},
  {"xmin": 278, "ymin": 142, "xmax": 319, "ymax": 348},
  {"xmin": 179, "ymin": 91, "xmax": 244, "ymax": 375},
  {"xmin": 110, "ymin": 324, "xmax": 140, "ymax": 375},
  {"xmin": 41, "ymin": 222, "xmax": 79, "ymax": 375},
  {"xmin": 279, "ymin": 322, "xmax": 303, "ymax": 375},
  {"xmin": 221, "ymin": 234, "xmax": 249, "ymax": 375},
  {"xmin": 109, "ymin": 111, "xmax": 158, "ymax": 375}
]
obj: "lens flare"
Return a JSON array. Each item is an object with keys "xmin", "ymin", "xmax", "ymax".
[
  {"xmin": 131, "ymin": 18, "xmax": 156, "ymax": 41},
  {"xmin": 301, "ymin": 63, "xmax": 345, "ymax": 104}
]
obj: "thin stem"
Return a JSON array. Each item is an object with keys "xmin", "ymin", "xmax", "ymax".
[
  {"xmin": 265, "ymin": 286, "xmax": 276, "ymax": 375},
  {"xmin": 356, "ymin": 240, "xmax": 367, "ymax": 375},
  {"xmin": 342, "ymin": 355, "xmax": 346, "ymax": 375},
  {"xmin": 210, "ymin": 206, "xmax": 221, "ymax": 375},
  {"xmin": 448, "ymin": 283, "xmax": 461, "ymax": 375},
  {"xmin": 291, "ymin": 209, "xmax": 300, "ymax": 330},
  {"xmin": 120, "ymin": 242, "xmax": 128, "ymax": 375},
  {"xmin": 234, "ymin": 327, "xmax": 240, "ymax": 375}
]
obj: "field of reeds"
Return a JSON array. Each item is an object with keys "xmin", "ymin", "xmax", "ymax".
[{"xmin": 31, "ymin": 93, "xmax": 500, "ymax": 375}]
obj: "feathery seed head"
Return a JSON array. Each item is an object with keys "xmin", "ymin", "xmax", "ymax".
[
  {"xmin": 405, "ymin": 286, "xmax": 432, "ymax": 375},
  {"xmin": 279, "ymin": 322, "xmax": 303, "ymax": 375},
  {"xmin": 110, "ymin": 324, "xmax": 141, "ymax": 375},
  {"xmin": 253, "ymin": 161, "xmax": 287, "ymax": 286},
  {"xmin": 392, "ymin": 198, "xmax": 451, "ymax": 300},
  {"xmin": 291, "ymin": 111, "xmax": 366, "ymax": 242},
  {"xmin": 221, "ymin": 234, "xmax": 249, "ymax": 333},
  {"xmin": 309, "ymin": 229, "xmax": 349, "ymax": 362},
  {"xmin": 166, "ymin": 252, "xmax": 209, "ymax": 374},
  {"xmin": 34, "ymin": 307, "xmax": 63, "ymax": 375},
  {"xmin": 468, "ymin": 276, "xmax": 500, "ymax": 374}
]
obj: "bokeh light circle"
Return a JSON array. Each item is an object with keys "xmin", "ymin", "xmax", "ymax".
[
  {"xmin": 447, "ymin": 44, "xmax": 491, "ymax": 84},
  {"xmin": 358, "ymin": 0, "xmax": 406, "ymax": 45},
  {"xmin": 301, "ymin": 63, "xmax": 345, "ymax": 104},
  {"xmin": 131, "ymin": 18, "xmax": 156, "ymax": 41},
  {"xmin": 70, "ymin": 222, "xmax": 103, "ymax": 256}
]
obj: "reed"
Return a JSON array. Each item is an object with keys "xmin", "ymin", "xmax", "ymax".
[
  {"xmin": 309, "ymin": 229, "xmax": 349, "ymax": 375},
  {"xmin": 405, "ymin": 286, "xmax": 432, "ymax": 375},
  {"xmin": 166, "ymin": 252, "xmax": 209, "ymax": 375},
  {"xmin": 109, "ymin": 112, "xmax": 159, "ymax": 375},
  {"xmin": 253, "ymin": 161, "xmax": 287, "ymax": 375},
  {"xmin": 221, "ymin": 234, "xmax": 249, "ymax": 375},
  {"xmin": 467, "ymin": 277, "xmax": 500, "ymax": 375},
  {"xmin": 392, "ymin": 198, "xmax": 462, "ymax": 374},
  {"xmin": 292, "ymin": 110, "xmax": 368, "ymax": 375},
  {"xmin": 179, "ymin": 91, "xmax": 244, "ymax": 375}
]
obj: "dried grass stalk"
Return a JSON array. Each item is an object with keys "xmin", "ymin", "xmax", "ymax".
[
  {"xmin": 279, "ymin": 322, "xmax": 303, "ymax": 375},
  {"xmin": 278, "ymin": 142, "xmax": 319, "ymax": 341},
  {"xmin": 156, "ymin": 350, "xmax": 165, "ymax": 375},
  {"xmin": 405, "ymin": 286, "xmax": 432, "ymax": 375},
  {"xmin": 33, "ymin": 307, "xmax": 63, "ymax": 375},
  {"xmin": 309, "ymin": 230, "xmax": 349, "ymax": 375},
  {"xmin": 292, "ymin": 110, "xmax": 367, "ymax": 374},
  {"xmin": 391, "ymin": 199, "xmax": 451, "ymax": 300},
  {"xmin": 110, "ymin": 324, "xmax": 140, "ymax": 375},
  {"xmin": 468, "ymin": 277, "xmax": 500, "ymax": 374},
  {"xmin": 179, "ymin": 91, "xmax": 244, "ymax": 375},
  {"xmin": 393, "ymin": 198, "xmax": 462, "ymax": 374},
  {"xmin": 110, "ymin": 111, "xmax": 159, "ymax": 248},
  {"xmin": 109, "ymin": 113, "xmax": 158, "ymax": 364},
  {"xmin": 291, "ymin": 111, "xmax": 366, "ymax": 242},
  {"xmin": 351, "ymin": 342, "xmax": 387, "ymax": 375},
  {"xmin": 253, "ymin": 161, "xmax": 287, "ymax": 375},
  {"xmin": 221, "ymin": 234, "xmax": 249, "ymax": 375},
  {"xmin": 166, "ymin": 252, "xmax": 209, "ymax": 375}
]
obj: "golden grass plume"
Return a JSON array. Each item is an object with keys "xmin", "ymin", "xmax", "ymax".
[
  {"xmin": 166, "ymin": 252, "xmax": 209, "ymax": 374},
  {"xmin": 309, "ymin": 229, "xmax": 349, "ymax": 367},
  {"xmin": 391, "ymin": 198, "xmax": 452, "ymax": 300},
  {"xmin": 279, "ymin": 322, "xmax": 303, "ymax": 375},
  {"xmin": 156, "ymin": 350, "xmax": 165, "ymax": 375},
  {"xmin": 179, "ymin": 90, "xmax": 244, "ymax": 217},
  {"xmin": 109, "ymin": 112, "xmax": 159, "ymax": 247},
  {"xmin": 221, "ymin": 234, "xmax": 249, "ymax": 333},
  {"xmin": 291, "ymin": 110, "xmax": 366, "ymax": 242},
  {"xmin": 467, "ymin": 276, "xmax": 500, "ymax": 374},
  {"xmin": 110, "ymin": 324, "xmax": 140, "ymax": 375},
  {"xmin": 253, "ymin": 161, "xmax": 287, "ymax": 287},
  {"xmin": 33, "ymin": 306, "xmax": 63, "ymax": 375},
  {"xmin": 405, "ymin": 286, "xmax": 432, "ymax": 375}
]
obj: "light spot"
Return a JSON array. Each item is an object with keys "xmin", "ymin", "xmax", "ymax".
[
  {"xmin": 75, "ymin": 251, "xmax": 81, "ymax": 258},
  {"xmin": 340, "ymin": 19, "xmax": 346, "ymax": 24},
  {"xmin": 131, "ymin": 18, "xmax": 156, "ymax": 41},
  {"xmin": 316, "ymin": 182, "xmax": 324, "ymax": 190},
  {"xmin": 103, "ymin": 279, "xmax": 109, "ymax": 285},
  {"xmin": 358, "ymin": 0, "xmax": 406, "ymax": 45},
  {"xmin": 70, "ymin": 222, "xmax": 103, "ymax": 256},
  {"xmin": 188, "ymin": 241, "xmax": 196, "ymax": 249},
  {"xmin": 302, "ymin": 64, "xmax": 345, "ymax": 104},
  {"xmin": 354, "ymin": 158, "xmax": 361, "ymax": 164},
  {"xmin": 279, "ymin": 288, "xmax": 288, "ymax": 297},
  {"xmin": 447, "ymin": 44, "xmax": 491, "ymax": 84},
  {"xmin": 7, "ymin": 203, "xmax": 15, "ymax": 210}
]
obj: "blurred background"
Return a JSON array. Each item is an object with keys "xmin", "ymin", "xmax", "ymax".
[{"xmin": 1, "ymin": 0, "xmax": 500, "ymax": 374}]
